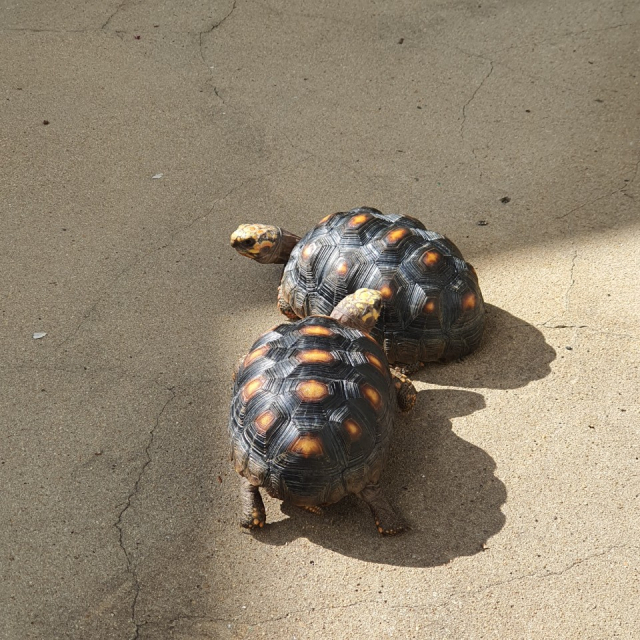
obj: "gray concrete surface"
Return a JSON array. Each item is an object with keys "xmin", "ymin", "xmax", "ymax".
[{"xmin": 1, "ymin": 0, "xmax": 638, "ymax": 638}]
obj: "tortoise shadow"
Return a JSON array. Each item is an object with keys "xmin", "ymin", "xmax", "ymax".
[
  {"xmin": 256, "ymin": 388, "xmax": 506, "ymax": 567},
  {"xmin": 419, "ymin": 304, "xmax": 556, "ymax": 389}
]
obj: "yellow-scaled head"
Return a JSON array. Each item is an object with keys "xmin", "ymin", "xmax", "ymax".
[
  {"xmin": 230, "ymin": 224, "xmax": 282, "ymax": 263},
  {"xmin": 331, "ymin": 288, "xmax": 382, "ymax": 331}
]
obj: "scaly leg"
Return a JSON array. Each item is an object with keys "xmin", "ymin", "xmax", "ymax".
[{"xmin": 239, "ymin": 477, "xmax": 266, "ymax": 529}]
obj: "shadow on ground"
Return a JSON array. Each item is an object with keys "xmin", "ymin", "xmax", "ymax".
[
  {"xmin": 418, "ymin": 303, "xmax": 556, "ymax": 389},
  {"xmin": 256, "ymin": 388, "xmax": 501, "ymax": 567},
  {"xmin": 250, "ymin": 307, "xmax": 555, "ymax": 567}
]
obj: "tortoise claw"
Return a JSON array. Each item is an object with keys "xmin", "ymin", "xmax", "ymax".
[
  {"xmin": 300, "ymin": 505, "xmax": 324, "ymax": 516},
  {"xmin": 241, "ymin": 507, "xmax": 266, "ymax": 530},
  {"xmin": 375, "ymin": 519, "xmax": 407, "ymax": 536}
]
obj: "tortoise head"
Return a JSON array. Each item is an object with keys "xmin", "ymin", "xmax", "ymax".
[
  {"xmin": 230, "ymin": 224, "xmax": 300, "ymax": 264},
  {"xmin": 230, "ymin": 224, "xmax": 282, "ymax": 263},
  {"xmin": 330, "ymin": 289, "xmax": 383, "ymax": 332}
]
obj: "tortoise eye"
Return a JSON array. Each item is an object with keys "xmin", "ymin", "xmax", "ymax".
[{"xmin": 242, "ymin": 238, "xmax": 256, "ymax": 247}]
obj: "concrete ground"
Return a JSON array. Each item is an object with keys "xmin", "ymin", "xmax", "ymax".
[{"xmin": 1, "ymin": 0, "xmax": 638, "ymax": 638}]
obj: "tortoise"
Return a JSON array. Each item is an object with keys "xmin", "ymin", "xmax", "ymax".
[
  {"xmin": 231, "ymin": 207, "xmax": 485, "ymax": 373},
  {"xmin": 229, "ymin": 289, "xmax": 417, "ymax": 535}
]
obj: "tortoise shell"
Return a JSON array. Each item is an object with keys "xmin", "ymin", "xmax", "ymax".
[
  {"xmin": 229, "ymin": 315, "xmax": 396, "ymax": 507},
  {"xmin": 279, "ymin": 207, "xmax": 485, "ymax": 366}
]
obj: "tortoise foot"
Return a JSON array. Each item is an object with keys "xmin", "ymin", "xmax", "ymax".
[
  {"xmin": 358, "ymin": 483, "xmax": 407, "ymax": 536},
  {"xmin": 374, "ymin": 517, "xmax": 406, "ymax": 536},
  {"xmin": 241, "ymin": 507, "xmax": 266, "ymax": 530}
]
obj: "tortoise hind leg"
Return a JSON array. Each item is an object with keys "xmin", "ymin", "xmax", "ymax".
[
  {"xmin": 239, "ymin": 477, "xmax": 266, "ymax": 529},
  {"xmin": 277, "ymin": 286, "xmax": 299, "ymax": 321},
  {"xmin": 390, "ymin": 369, "xmax": 417, "ymax": 412},
  {"xmin": 358, "ymin": 483, "xmax": 406, "ymax": 536}
]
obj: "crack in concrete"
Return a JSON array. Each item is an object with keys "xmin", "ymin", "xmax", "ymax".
[
  {"xmin": 202, "ymin": 0, "xmax": 237, "ymax": 34},
  {"xmin": 212, "ymin": 86, "xmax": 226, "ymax": 103},
  {"xmin": 473, "ymin": 544, "xmax": 639, "ymax": 596},
  {"xmin": 621, "ymin": 155, "xmax": 640, "ymax": 196},
  {"xmin": 549, "ymin": 153, "xmax": 640, "ymax": 331},
  {"xmin": 114, "ymin": 388, "xmax": 176, "ymax": 640},
  {"xmin": 2, "ymin": 27, "xmax": 90, "ymax": 33},
  {"xmin": 460, "ymin": 60, "xmax": 494, "ymax": 141},
  {"xmin": 563, "ymin": 247, "xmax": 578, "ymax": 313},
  {"xmin": 199, "ymin": 0, "xmax": 237, "ymax": 75},
  {"xmin": 102, "ymin": 0, "xmax": 130, "ymax": 30},
  {"xmin": 197, "ymin": 1, "xmax": 237, "ymax": 105},
  {"xmin": 538, "ymin": 324, "xmax": 637, "ymax": 340},
  {"xmin": 556, "ymin": 189, "xmax": 621, "ymax": 220},
  {"xmin": 490, "ymin": 21, "xmax": 638, "ymax": 56},
  {"xmin": 376, "ymin": 545, "xmax": 640, "ymax": 616},
  {"xmin": 176, "ymin": 543, "xmax": 639, "ymax": 629},
  {"xmin": 555, "ymin": 152, "xmax": 639, "ymax": 221},
  {"xmin": 167, "ymin": 599, "xmax": 374, "ymax": 630},
  {"xmin": 0, "ymin": 363, "xmax": 162, "ymax": 384}
]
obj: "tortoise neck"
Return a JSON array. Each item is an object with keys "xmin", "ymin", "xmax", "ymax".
[{"xmin": 266, "ymin": 228, "xmax": 300, "ymax": 264}]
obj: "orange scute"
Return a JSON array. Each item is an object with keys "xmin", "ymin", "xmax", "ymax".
[
  {"xmin": 319, "ymin": 212, "xmax": 336, "ymax": 224},
  {"xmin": 361, "ymin": 383, "xmax": 383, "ymax": 410},
  {"xmin": 347, "ymin": 213, "xmax": 371, "ymax": 228},
  {"xmin": 385, "ymin": 228, "xmax": 410, "ymax": 243},
  {"xmin": 243, "ymin": 344, "xmax": 270, "ymax": 367},
  {"xmin": 289, "ymin": 435, "xmax": 324, "ymax": 457},
  {"xmin": 242, "ymin": 377, "xmax": 265, "ymax": 402},
  {"xmin": 379, "ymin": 284, "xmax": 394, "ymax": 300},
  {"xmin": 296, "ymin": 380, "xmax": 330, "ymax": 402},
  {"xmin": 296, "ymin": 349, "xmax": 334, "ymax": 365},
  {"xmin": 301, "ymin": 243, "xmax": 315, "ymax": 260},
  {"xmin": 335, "ymin": 259, "xmax": 349, "ymax": 276},
  {"xmin": 462, "ymin": 292, "xmax": 477, "ymax": 311},
  {"xmin": 343, "ymin": 419, "xmax": 362, "ymax": 441},
  {"xmin": 366, "ymin": 352, "xmax": 386, "ymax": 373},
  {"xmin": 300, "ymin": 325, "xmax": 333, "ymax": 337},
  {"xmin": 423, "ymin": 299, "xmax": 436, "ymax": 314},
  {"xmin": 422, "ymin": 250, "xmax": 441, "ymax": 266},
  {"xmin": 254, "ymin": 410, "xmax": 277, "ymax": 434}
]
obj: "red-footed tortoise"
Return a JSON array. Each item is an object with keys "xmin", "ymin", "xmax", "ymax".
[
  {"xmin": 231, "ymin": 207, "xmax": 485, "ymax": 373},
  {"xmin": 229, "ymin": 289, "xmax": 416, "ymax": 535}
]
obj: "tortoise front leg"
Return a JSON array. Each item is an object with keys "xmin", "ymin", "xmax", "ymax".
[
  {"xmin": 358, "ymin": 483, "xmax": 406, "ymax": 536},
  {"xmin": 239, "ymin": 477, "xmax": 266, "ymax": 529},
  {"xmin": 277, "ymin": 286, "xmax": 299, "ymax": 321},
  {"xmin": 390, "ymin": 369, "xmax": 417, "ymax": 413}
]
